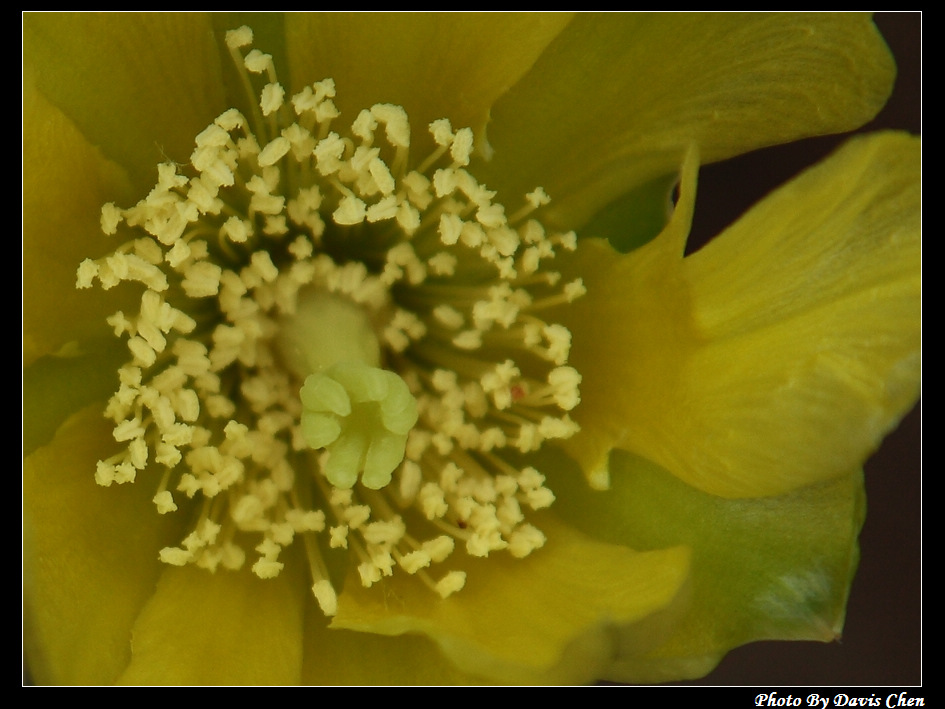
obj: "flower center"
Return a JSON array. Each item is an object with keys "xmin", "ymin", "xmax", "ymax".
[{"xmin": 76, "ymin": 26, "xmax": 584, "ymax": 616}]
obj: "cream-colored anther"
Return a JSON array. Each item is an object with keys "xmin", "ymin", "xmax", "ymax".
[{"xmin": 225, "ymin": 25, "xmax": 253, "ymax": 49}]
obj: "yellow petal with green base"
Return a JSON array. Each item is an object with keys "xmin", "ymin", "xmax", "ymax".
[
  {"xmin": 477, "ymin": 13, "xmax": 895, "ymax": 231},
  {"xmin": 556, "ymin": 131, "xmax": 919, "ymax": 498},
  {"xmin": 332, "ymin": 516, "xmax": 691, "ymax": 684},
  {"xmin": 22, "ymin": 73, "xmax": 136, "ymax": 367},
  {"xmin": 543, "ymin": 450, "xmax": 865, "ymax": 683},
  {"xmin": 24, "ymin": 406, "xmax": 187, "ymax": 685},
  {"xmin": 23, "ymin": 75, "xmax": 144, "ymax": 453}
]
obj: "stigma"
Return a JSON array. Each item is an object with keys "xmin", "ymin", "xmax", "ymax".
[{"xmin": 76, "ymin": 26, "xmax": 583, "ymax": 615}]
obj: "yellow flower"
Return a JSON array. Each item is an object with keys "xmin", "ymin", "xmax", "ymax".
[{"xmin": 23, "ymin": 13, "xmax": 919, "ymax": 685}]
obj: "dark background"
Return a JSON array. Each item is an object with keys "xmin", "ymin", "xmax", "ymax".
[{"xmin": 676, "ymin": 12, "xmax": 921, "ymax": 687}]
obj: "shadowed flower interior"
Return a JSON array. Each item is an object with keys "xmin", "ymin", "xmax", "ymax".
[{"xmin": 76, "ymin": 26, "xmax": 584, "ymax": 615}]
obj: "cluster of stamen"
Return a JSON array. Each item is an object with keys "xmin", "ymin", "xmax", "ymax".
[{"xmin": 76, "ymin": 26, "xmax": 583, "ymax": 615}]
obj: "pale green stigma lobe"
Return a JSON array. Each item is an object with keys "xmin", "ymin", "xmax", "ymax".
[{"xmin": 300, "ymin": 362, "xmax": 418, "ymax": 490}]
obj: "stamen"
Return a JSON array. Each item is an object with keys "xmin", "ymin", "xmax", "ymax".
[{"xmin": 77, "ymin": 26, "xmax": 585, "ymax": 614}]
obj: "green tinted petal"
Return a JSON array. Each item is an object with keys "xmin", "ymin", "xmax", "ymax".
[
  {"xmin": 333, "ymin": 517, "xmax": 690, "ymax": 684},
  {"xmin": 545, "ymin": 450, "xmax": 864, "ymax": 683},
  {"xmin": 579, "ymin": 171, "xmax": 680, "ymax": 253},
  {"xmin": 477, "ymin": 13, "xmax": 894, "ymax": 230},
  {"xmin": 23, "ymin": 73, "xmax": 137, "ymax": 366},
  {"xmin": 284, "ymin": 13, "xmax": 572, "ymax": 154},
  {"xmin": 23, "ymin": 340, "xmax": 128, "ymax": 457},
  {"xmin": 24, "ymin": 406, "xmax": 186, "ymax": 685},
  {"xmin": 555, "ymin": 132, "xmax": 919, "ymax": 499},
  {"xmin": 24, "ymin": 13, "xmax": 226, "ymax": 189},
  {"xmin": 117, "ymin": 564, "xmax": 305, "ymax": 685}
]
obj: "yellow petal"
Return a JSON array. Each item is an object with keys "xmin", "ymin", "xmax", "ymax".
[
  {"xmin": 23, "ymin": 13, "xmax": 226, "ymax": 187},
  {"xmin": 116, "ymin": 563, "xmax": 305, "ymax": 685},
  {"xmin": 673, "ymin": 132, "xmax": 920, "ymax": 497},
  {"xmin": 284, "ymin": 13, "xmax": 572, "ymax": 152},
  {"xmin": 302, "ymin": 610, "xmax": 492, "ymax": 685},
  {"xmin": 476, "ymin": 13, "xmax": 894, "ymax": 230},
  {"xmin": 551, "ymin": 144, "xmax": 699, "ymax": 486},
  {"xmin": 332, "ymin": 516, "xmax": 690, "ymax": 684},
  {"xmin": 558, "ymin": 131, "xmax": 920, "ymax": 498},
  {"xmin": 22, "ymin": 71, "xmax": 137, "ymax": 366},
  {"xmin": 24, "ymin": 406, "xmax": 186, "ymax": 685}
]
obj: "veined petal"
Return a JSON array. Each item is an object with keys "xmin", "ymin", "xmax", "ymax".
[
  {"xmin": 23, "ymin": 13, "xmax": 226, "ymax": 188},
  {"xmin": 557, "ymin": 131, "xmax": 919, "ymax": 498},
  {"xmin": 284, "ymin": 13, "xmax": 572, "ymax": 152},
  {"xmin": 117, "ymin": 564, "xmax": 306, "ymax": 685},
  {"xmin": 477, "ymin": 13, "xmax": 895, "ymax": 230},
  {"xmin": 332, "ymin": 517, "xmax": 690, "ymax": 685},
  {"xmin": 543, "ymin": 450, "xmax": 865, "ymax": 683},
  {"xmin": 24, "ymin": 406, "xmax": 186, "ymax": 685},
  {"xmin": 670, "ymin": 132, "xmax": 920, "ymax": 497},
  {"xmin": 23, "ymin": 73, "xmax": 137, "ymax": 367}
]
